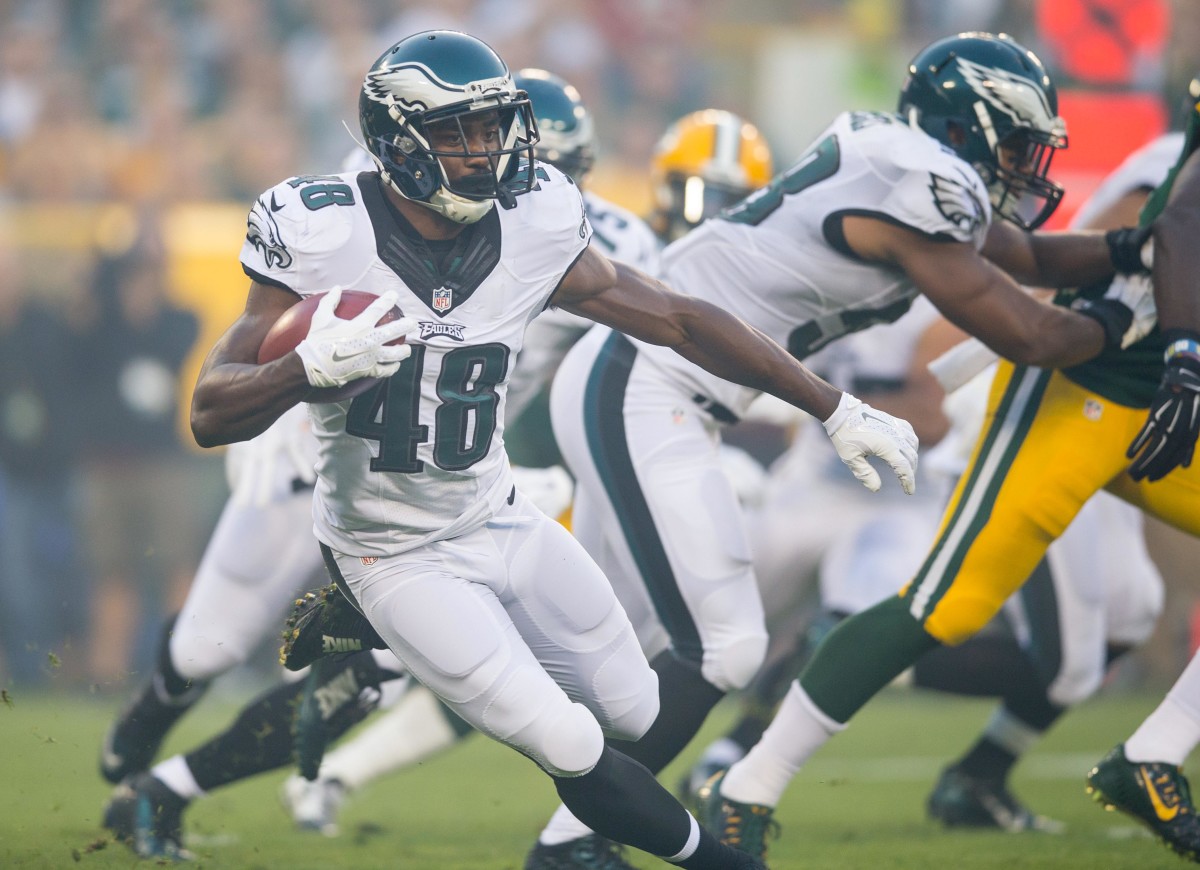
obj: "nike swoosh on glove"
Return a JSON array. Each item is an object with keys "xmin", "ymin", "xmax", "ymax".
[
  {"xmin": 822, "ymin": 392, "xmax": 919, "ymax": 494},
  {"xmin": 295, "ymin": 287, "xmax": 418, "ymax": 389}
]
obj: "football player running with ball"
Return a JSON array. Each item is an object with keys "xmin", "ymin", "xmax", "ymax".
[
  {"xmin": 700, "ymin": 39, "xmax": 1200, "ymax": 862},
  {"xmin": 110, "ymin": 30, "xmax": 921, "ymax": 868},
  {"xmin": 544, "ymin": 30, "xmax": 1157, "ymax": 866},
  {"xmin": 277, "ymin": 66, "xmax": 665, "ymax": 842}
]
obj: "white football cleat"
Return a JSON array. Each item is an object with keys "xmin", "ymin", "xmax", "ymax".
[{"xmin": 280, "ymin": 774, "xmax": 346, "ymax": 837}]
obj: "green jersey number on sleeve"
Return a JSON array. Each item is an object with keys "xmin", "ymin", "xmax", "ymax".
[
  {"xmin": 722, "ymin": 134, "xmax": 840, "ymax": 227},
  {"xmin": 288, "ymin": 176, "xmax": 357, "ymax": 211}
]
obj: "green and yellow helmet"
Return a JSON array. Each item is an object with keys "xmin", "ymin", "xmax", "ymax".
[{"xmin": 650, "ymin": 109, "xmax": 773, "ymax": 242}]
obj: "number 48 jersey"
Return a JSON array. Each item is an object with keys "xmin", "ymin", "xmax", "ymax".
[
  {"xmin": 640, "ymin": 110, "xmax": 991, "ymax": 420},
  {"xmin": 239, "ymin": 165, "xmax": 591, "ymax": 556}
]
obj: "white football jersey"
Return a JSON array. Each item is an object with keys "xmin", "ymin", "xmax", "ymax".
[
  {"xmin": 1069, "ymin": 132, "xmax": 1184, "ymax": 229},
  {"xmin": 804, "ymin": 296, "xmax": 941, "ymax": 397},
  {"xmin": 582, "ymin": 190, "xmax": 661, "ymax": 273},
  {"xmin": 637, "ymin": 110, "xmax": 991, "ymax": 419},
  {"xmin": 505, "ymin": 189, "xmax": 660, "ymax": 422},
  {"xmin": 239, "ymin": 165, "xmax": 591, "ymax": 555}
]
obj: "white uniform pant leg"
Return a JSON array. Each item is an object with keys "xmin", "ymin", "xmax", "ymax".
[
  {"xmin": 328, "ymin": 496, "xmax": 658, "ymax": 778},
  {"xmin": 170, "ymin": 490, "xmax": 327, "ymax": 682},
  {"xmin": 1004, "ymin": 491, "xmax": 1163, "ymax": 707},
  {"xmin": 551, "ymin": 328, "xmax": 767, "ymax": 692},
  {"xmin": 818, "ymin": 492, "xmax": 944, "ymax": 617}
]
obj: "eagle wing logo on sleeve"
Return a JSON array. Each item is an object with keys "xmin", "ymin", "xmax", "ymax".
[
  {"xmin": 928, "ymin": 173, "xmax": 985, "ymax": 237},
  {"xmin": 246, "ymin": 193, "xmax": 293, "ymax": 270}
]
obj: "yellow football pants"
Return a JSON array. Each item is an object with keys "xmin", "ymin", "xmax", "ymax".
[{"xmin": 906, "ymin": 361, "xmax": 1200, "ymax": 646}]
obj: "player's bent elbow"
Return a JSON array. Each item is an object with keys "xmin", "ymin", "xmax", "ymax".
[
  {"xmin": 190, "ymin": 412, "xmax": 223, "ymax": 449},
  {"xmin": 190, "ymin": 401, "xmax": 239, "ymax": 449}
]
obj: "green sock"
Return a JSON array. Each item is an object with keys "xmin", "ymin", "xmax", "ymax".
[{"xmin": 800, "ymin": 595, "xmax": 940, "ymax": 723}]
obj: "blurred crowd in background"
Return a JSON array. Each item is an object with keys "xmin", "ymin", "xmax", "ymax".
[{"xmin": 1, "ymin": 0, "xmax": 1198, "ymax": 693}]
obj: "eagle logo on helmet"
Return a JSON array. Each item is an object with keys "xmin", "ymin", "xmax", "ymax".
[
  {"xmin": 929, "ymin": 172, "xmax": 985, "ymax": 237},
  {"xmin": 956, "ymin": 57, "xmax": 1061, "ymax": 137},
  {"xmin": 364, "ymin": 65, "xmax": 513, "ymax": 114},
  {"xmin": 246, "ymin": 194, "xmax": 292, "ymax": 270}
]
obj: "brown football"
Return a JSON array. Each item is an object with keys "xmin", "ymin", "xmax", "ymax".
[{"xmin": 258, "ymin": 289, "xmax": 406, "ymax": 403}]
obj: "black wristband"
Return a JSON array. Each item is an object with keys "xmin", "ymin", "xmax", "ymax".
[
  {"xmin": 1105, "ymin": 226, "xmax": 1152, "ymax": 274},
  {"xmin": 1072, "ymin": 298, "xmax": 1133, "ymax": 351}
]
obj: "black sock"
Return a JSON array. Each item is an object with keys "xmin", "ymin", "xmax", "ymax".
[
  {"xmin": 957, "ymin": 736, "xmax": 1020, "ymax": 781},
  {"xmin": 912, "ymin": 634, "xmax": 1038, "ymax": 698},
  {"xmin": 552, "ymin": 747, "xmax": 752, "ymax": 868},
  {"xmin": 184, "ymin": 679, "xmax": 305, "ymax": 792},
  {"xmin": 914, "ymin": 634, "xmax": 1062, "ymax": 781},
  {"xmin": 609, "ymin": 651, "xmax": 725, "ymax": 774},
  {"xmin": 185, "ymin": 652, "xmax": 399, "ymax": 792},
  {"xmin": 726, "ymin": 714, "xmax": 771, "ymax": 756}
]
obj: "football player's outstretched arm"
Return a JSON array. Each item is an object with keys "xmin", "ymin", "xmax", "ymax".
[
  {"xmin": 555, "ymin": 249, "xmax": 843, "ymax": 419},
  {"xmin": 982, "ymin": 219, "xmax": 1148, "ymax": 288},
  {"xmin": 554, "ymin": 248, "xmax": 919, "ymax": 494},
  {"xmin": 842, "ymin": 216, "xmax": 1119, "ymax": 369}
]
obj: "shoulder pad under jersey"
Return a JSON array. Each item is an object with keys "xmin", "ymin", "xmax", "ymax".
[
  {"xmin": 855, "ymin": 120, "xmax": 991, "ymax": 246},
  {"xmin": 240, "ymin": 172, "xmax": 367, "ymax": 293},
  {"xmin": 501, "ymin": 162, "xmax": 592, "ymax": 281}
]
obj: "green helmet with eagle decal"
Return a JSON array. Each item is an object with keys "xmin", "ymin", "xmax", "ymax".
[
  {"xmin": 899, "ymin": 32, "xmax": 1067, "ymax": 230},
  {"xmin": 359, "ymin": 30, "xmax": 539, "ymax": 224}
]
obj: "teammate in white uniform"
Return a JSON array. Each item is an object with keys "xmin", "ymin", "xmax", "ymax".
[
  {"xmin": 97, "ymin": 403, "xmax": 329, "ymax": 786},
  {"xmin": 694, "ymin": 34, "xmax": 1164, "ymax": 862},
  {"xmin": 103, "ymin": 31, "xmax": 919, "ymax": 867},
  {"xmin": 686, "ymin": 129, "xmax": 1182, "ymax": 831},
  {"xmin": 504, "ymin": 69, "xmax": 661, "ymax": 424},
  {"xmin": 547, "ymin": 31, "xmax": 1154, "ymax": 864}
]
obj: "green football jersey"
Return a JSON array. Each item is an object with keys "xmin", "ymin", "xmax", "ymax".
[{"xmin": 1059, "ymin": 96, "xmax": 1200, "ymax": 408}]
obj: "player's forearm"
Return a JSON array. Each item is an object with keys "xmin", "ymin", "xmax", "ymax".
[
  {"xmin": 977, "ymin": 312, "xmax": 1105, "ymax": 369},
  {"xmin": 1020, "ymin": 230, "xmax": 1116, "ymax": 288},
  {"xmin": 672, "ymin": 302, "xmax": 842, "ymax": 421},
  {"xmin": 191, "ymin": 355, "xmax": 309, "ymax": 447}
]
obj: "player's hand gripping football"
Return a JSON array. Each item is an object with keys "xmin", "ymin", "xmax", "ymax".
[
  {"xmin": 294, "ymin": 287, "xmax": 418, "ymax": 389},
  {"xmin": 823, "ymin": 393, "xmax": 919, "ymax": 494},
  {"xmin": 1126, "ymin": 331, "xmax": 1200, "ymax": 482}
]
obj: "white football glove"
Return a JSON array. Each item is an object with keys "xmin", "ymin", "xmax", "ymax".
[
  {"xmin": 294, "ymin": 288, "xmax": 418, "ymax": 389},
  {"xmin": 1102, "ymin": 272, "xmax": 1158, "ymax": 349},
  {"xmin": 226, "ymin": 405, "xmax": 317, "ymax": 508},
  {"xmin": 823, "ymin": 393, "xmax": 919, "ymax": 494}
]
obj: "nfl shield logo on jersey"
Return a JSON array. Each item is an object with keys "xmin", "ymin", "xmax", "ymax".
[{"xmin": 433, "ymin": 287, "xmax": 453, "ymax": 312}]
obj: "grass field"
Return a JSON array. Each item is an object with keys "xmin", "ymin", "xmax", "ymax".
[{"xmin": 0, "ymin": 682, "xmax": 1192, "ymax": 869}]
